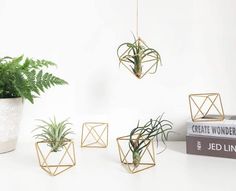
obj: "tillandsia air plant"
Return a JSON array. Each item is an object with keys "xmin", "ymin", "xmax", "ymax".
[
  {"xmin": 129, "ymin": 114, "xmax": 173, "ymax": 167},
  {"xmin": 0, "ymin": 55, "xmax": 67, "ymax": 103},
  {"xmin": 33, "ymin": 117, "xmax": 73, "ymax": 152},
  {"xmin": 117, "ymin": 36, "xmax": 161, "ymax": 79}
]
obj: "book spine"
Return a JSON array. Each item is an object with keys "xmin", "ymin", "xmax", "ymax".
[
  {"xmin": 186, "ymin": 135, "xmax": 236, "ymax": 159},
  {"xmin": 187, "ymin": 122, "xmax": 236, "ymax": 139}
]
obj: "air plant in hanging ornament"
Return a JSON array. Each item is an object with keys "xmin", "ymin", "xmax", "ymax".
[
  {"xmin": 129, "ymin": 114, "xmax": 173, "ymax": 167},
  {"xmin": 117, "ymin": 36, "xmax": 161, "ymax": 79},
  {"xmin": 117, "ymin": 0, "xmax": 161, "ymax": 79}
]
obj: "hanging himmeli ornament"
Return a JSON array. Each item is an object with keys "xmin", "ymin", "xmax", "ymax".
[{"xmin": 117, "ymin": 0, "xmax": 161, "ymax": 79}]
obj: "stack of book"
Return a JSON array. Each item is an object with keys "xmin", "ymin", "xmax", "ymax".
[{"xmin": 186, "ymin": 115, "xmax": 236, "ymax": 159}]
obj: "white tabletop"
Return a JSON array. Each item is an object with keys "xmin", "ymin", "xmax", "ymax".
[{"xmin": 0, "ymin": 141, "xmax": 235, "ymax": 191}]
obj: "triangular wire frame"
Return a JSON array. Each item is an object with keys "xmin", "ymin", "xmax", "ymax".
[
  {"xmin": 118, "ymin": 38, "xmax": 161, "ymax": 79},
  {"xmin": 116, "ymin": 135, "xmax": 156, "ymax": 174},
  {"xmin": 35, "ymin": 140, "xmax": 76, "ymax": 176},
  {"xmin": 189, "ymin": 93, "xmax": 224, "ymax": 122}
]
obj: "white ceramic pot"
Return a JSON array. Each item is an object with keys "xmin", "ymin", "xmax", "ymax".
[{"xmin": 0, "ymin": 98, "xmax": 24, "ymax": 153}]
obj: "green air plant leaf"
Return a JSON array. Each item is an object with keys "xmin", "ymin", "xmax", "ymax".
[
  {"xmin": 33, "ymin": 117, "xmax": 73, "ymax": 152},
  {"xmin": 129, "ymin": 114, "xmax": 173, "ymax": 167},
  {"xmin": 117, "ymin": 36, "xmax": 161, "ymax": 79},
  {"xmin": 0, "ymin": 55, "xmax": 68, "ymax": 103}
]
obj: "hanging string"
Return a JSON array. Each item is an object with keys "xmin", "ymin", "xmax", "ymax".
[{"xmin": 136, "ymin": 0, "xmax": 139, "ymax": 38}]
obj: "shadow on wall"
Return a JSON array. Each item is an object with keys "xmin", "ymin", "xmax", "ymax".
[
  {"xmin": 164, "ymin": 120, "xmax": 187, "ymax": 141},
  {"xmin": 162, "ymin": 120, "xmax": 187, "ymax": 154}
]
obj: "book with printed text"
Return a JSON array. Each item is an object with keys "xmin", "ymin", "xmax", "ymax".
[
  {"xmin": 187, "ymin": 115, "xmax": 236, "ymax": 139},
  {"xmin": 186, "ymin": 135, "xmax": 236, "ymax": 159}
]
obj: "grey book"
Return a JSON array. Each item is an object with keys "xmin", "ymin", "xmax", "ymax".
[
  {"xmin": 187, "ymin": 115, "xmax": 236, "ymax": 139},
  {"xmin": 186, "ymin": 135, "xmax": 236, "ymax": 159}
]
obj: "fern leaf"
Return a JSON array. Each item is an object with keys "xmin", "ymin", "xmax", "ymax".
[
  {"xmin": 14, "ymin": 72, "xmax": 34, "ymax": 103},
  {"xmin": 42, "ymin": 73, "xmax": 50, "ymax": 88},
  {"xmin": 28, "ymin": 59, "xmax": 56, "ymax": 69},
  {"xmin": 12, "ymin": 55, "xmax": 24, "ymax": 64},
  {"xmin": 36, "ymin": 70, "xmax": 44, "ymax": 92},
  {"xmin": 0, "ymin": 55, "xmax": 67, "ymax": 102},
  {"xmin": 23, "ymin": 69, "xmax": 40, "ymax": 95}
]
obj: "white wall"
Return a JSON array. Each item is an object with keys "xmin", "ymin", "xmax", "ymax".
[{"xmin": 0, "ymin": 0, "xmax": 235, "ymax": 141}]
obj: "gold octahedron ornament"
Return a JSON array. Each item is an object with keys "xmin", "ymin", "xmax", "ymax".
[
  {"xmin": 81, "ymin": 122, "xmax": 109, "ymax": 148},
  {"xmin": 189, "ymin": 93, "xmax": 225, "ymax": 122},
  {"xmin": 117, "ymin": 37, "xmax": 161, "ymax": 79},
  {"xmin": 35, "ymin": 140, "xmax": 76, "ymax": 176},
  {"xmin": 116, "ymin": 135, "xmax": 156, "ymax": 174}
]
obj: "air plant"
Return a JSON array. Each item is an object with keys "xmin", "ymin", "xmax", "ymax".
[
  {"xmin": 33, "ymin": 117, "xmax": 73, "ymax": 152},
  {"xmin": 129, "ymin": 114, "xmax": 173, "ymax": 167},
  {"xmin": 117, "ymin": 36, "xmax": 161, "ymax": 79}
]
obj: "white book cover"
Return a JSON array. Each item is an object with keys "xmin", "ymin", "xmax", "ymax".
[{"xmin": 187, "ymin": 115, "xmax": 236, "ymax": 139}]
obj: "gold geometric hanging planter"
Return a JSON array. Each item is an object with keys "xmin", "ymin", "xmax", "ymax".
[
  {"xmin": 189, "ymin": 93, "xmax": 225, "ymax": 122},
  {"xmin": 117, "ymin": 0, "xmax": 161, "ymax": 79},
  {"xmin": 116, "ymin": 135, "xmax": 156, "ymax": 174},
  {"xmin": 117, "ymin": 37, "xmax": 161, "ymax": 79},
  {"xmin": 81, "ymin": 122, "xmax": 109, "ymax": 148},
  {"xmin": 35, "ymin": 140, "xmax": 76, "ymax": 176}
]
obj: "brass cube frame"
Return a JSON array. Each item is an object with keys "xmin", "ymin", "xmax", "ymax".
[
  {"xmin": 118, "ymin": 38, "xmax": 160, "ymax": 79},
  {"xmin": 189, "ymin": 93, "xmax": 224, "ymax": 122},
  {"xmin": 81, "ymin": 122, "xmax": 108, "ymax": 148},
  {"xmin": 35, "ymin": 140, "xmax": 76, "ymax": 176},
  {"xmin": 116, "ymin": 135, "xmax": 156, "ymax": 174}
]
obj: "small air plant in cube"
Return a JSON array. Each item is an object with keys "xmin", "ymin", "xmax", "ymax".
[
  {"xmin": 117, "ymin": 114, "xmax": 173, "ymax": 173},
  {"xmin": 117, "ymin": 36, "xmax": 161, "ymax": 79},
  {"xmin": 33, "ymin": 117, "xmax": 76, "ymax": 176}
]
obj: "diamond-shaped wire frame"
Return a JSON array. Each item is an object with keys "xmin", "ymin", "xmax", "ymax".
[
  {"xmin": 117, "ymin": 38, "xmax": 161, "ymax": 79},
  {"xmin": 116, "ymin": 135, "xmax": 156, "ymax": 174},
  {"xmin": 35, "ymin": 140, "xmax": 76, "ymax": 176},
  {"xmin": 81, "ymin": 122, "xmax": 108, "ymax": 148},
  {"xmin": 189, "ymin": 93, "xmax": 225, "ymax": 122}
]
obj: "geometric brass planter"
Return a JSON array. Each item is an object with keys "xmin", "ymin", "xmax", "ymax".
[
  {"xmin": 116, "ymin": 135, "xmax": 156, "ymax": 174},
  {"xmin": 81, "ymin": 122, "xmax": 108, "ymax": 148},
  {"xmin": 35, "ymin": 140, "xmax": 76, "ymax": 176},
  {"xmin": 118, "ymin": 38, "xmax": 161, "ymax": 79},
  {"xmin": 189, "ymin": 93, "xmax": 224, "ymax": 122}
]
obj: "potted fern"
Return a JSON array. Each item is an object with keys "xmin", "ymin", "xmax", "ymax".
[
  {"xmin": 117, "ymin": 114, "xmax": 173, "ymax": 173},
  {"xmin": 33, "ymin": 117, "xmax": 76, "ymax": 176},
  {"xmin": 0, "ymin": 55, "xmax": 67, "ymax": 153}
]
